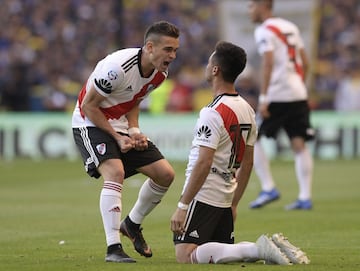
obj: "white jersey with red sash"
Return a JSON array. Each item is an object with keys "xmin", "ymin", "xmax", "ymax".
[
  {"xmin": 254, "ymin": 17, "xmax": 308, "ymax": 102},
  {"xmin": 72, "ymin": 48, "xmax": 167, "ymax": 133},
  {"xmin": 183, "ymin": 94, "xmax": 257, "ymax": 208}
]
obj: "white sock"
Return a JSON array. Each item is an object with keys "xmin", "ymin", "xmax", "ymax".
[
  {"xmin": 295, "ymin": 147, "xmax": 313, "ymax": 200},
  {"xmin": 191, "ymin": 242, "xmax": 259, "ymax": 264},
  {"xmin": 128, "ymin": 178, "xmax": 168, "ymax": 224},
  {"xmin": 254, "ymin": 141, "xmax": 276, "ymax": 191},
  {"xmin": 100, "ymin": 181, "xmax": 122, "ymax": 246}
]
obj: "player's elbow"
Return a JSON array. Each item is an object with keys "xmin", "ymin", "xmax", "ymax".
[{"xmin": 80, "ymin": 101, "xmax": 95, "ymax": 117}]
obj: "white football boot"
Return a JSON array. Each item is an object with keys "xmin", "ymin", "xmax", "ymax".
[
  {"xmin": 256, "ymin": 234, "xmax": 291, "ymax": 265},
  {"xmin": 271, "ymin": 233, "xmax": 310, "ymax": 264}
]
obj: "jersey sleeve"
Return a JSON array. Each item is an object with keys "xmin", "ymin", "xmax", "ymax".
[
  {"xmin": 193, "ymin": 107, "xmax": 223, "ymax": 150},
  {"xmin": 255, "ymin": 26, "xmax": 274, "ymax": 55},
  {"xmin": 246, "ymin": 110, "xmax": 258, "ymax": 147},
  {"xmin": 92, "ymin": 61, "xmax": 124, "ymax": 97},
  {"xmin": 294, "ymin": 27, "xmax": 305, "ymax": 50}
]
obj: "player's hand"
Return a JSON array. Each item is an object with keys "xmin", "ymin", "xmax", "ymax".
[
  {"xmin": 170, "ymin": 208, "xmax": 187, "ymax": 235},
  {"xmin": 117, "ymin": 136, "xmax": 135, "ymax": 153},
  {"xmin": 258, "ymin": 102, "xmax": 270, "ymax": 118},
  {"xmin": 131, "ymin": 133, "xmax": 148, "ymax": 151}
]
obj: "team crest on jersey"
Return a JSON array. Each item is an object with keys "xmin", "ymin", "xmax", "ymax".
[
  {"xmin": 107, "ymin": 70, "xmax": 118, "ymax": 80},
  {"xmin": 197, "ymin": 125, "xmax": 212, "ymax": 139},
  {"xmin": 96, "ymin": 143, "xmax": 106, "ymax": 155}
]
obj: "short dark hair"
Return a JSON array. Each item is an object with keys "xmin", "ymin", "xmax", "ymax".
[
  {"xmin": 212, "ymin": 41, "xmax": 247, "ymax": 83},
  {"xmin": 144, "ymin": 21, "xmax": 180, "ymax": 44}
]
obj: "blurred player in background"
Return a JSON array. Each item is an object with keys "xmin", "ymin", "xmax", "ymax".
[
  {"xmin": 170, "ymin": 41, "xmax": 309, "ymax": 265},
  {"xmin": 247, "ymin": 0, "xmax": 314, "ymax": 210},
  {"xmin": 72, "ymin": 21, "xmax": 179, "ymax": 263}
]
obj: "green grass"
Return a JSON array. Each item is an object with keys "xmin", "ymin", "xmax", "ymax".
[{"xmin": 0, "ymin": 158, "xmax": 359, "ymax": 271}]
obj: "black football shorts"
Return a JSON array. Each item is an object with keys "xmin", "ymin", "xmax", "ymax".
[
  {"xmin": 73, "ymin": 127, "xmax": 164, "ymax": 179},
  {"xmin": 258, "ymin": 100, "xmax": 315, "ymax": 141},
  {"xmin": 173, "ymin": 200, "xmax": 234, "ymax": 245}
]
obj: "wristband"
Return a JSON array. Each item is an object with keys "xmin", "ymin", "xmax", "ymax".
[
  {"xmin": 128, "ymin": 127, "xmax": 141, "ymax": 136},
  {"xmin": 177, "ymin": 202, "xmax": 189, "ymax": 211},
  {"xmin": 258, "ymin": 94, "xmax": 267, "ymax": 104}
]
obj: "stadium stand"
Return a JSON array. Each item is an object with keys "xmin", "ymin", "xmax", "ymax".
[{"xmin": 0, "ymin": 0, "xmax": 359, "ymax": 112}]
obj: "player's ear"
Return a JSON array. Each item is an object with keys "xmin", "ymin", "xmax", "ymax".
[
  {"xmin": 145, "ymin": 40, "xmax": 154, "ymax": 53},
  {"xmin": 212, "ymin": 65, "xmax": 219, "ymax": 75}
]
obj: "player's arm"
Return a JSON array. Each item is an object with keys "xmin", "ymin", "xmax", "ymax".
[
  {"xmin": 261, "ymin": 50, "xmax": 273, "ymax": 95},
  {"xmin": 170, "ymin": 145, "xmax": 215, "ymax": 234},
  {"xmin": 299, "ymin": 48, "xmax": 308, "ymax": 82},
  {"xmin": 231, "ymin": 145, "xmax": 254, "ymax": 221},
  {"xmin": 181, "ymin": 145, "xmax": 214, "ymax": 204},
  {"xmin": 81, "ymin": 85, "xmax": 134, "ymax": 152},
  {"xmin": 125, "ymin": 102, "xmax": 148, "ymax": 151},
  {"xmin": 258, "ymin": 50, "xmax": 273, "ymax": 118},
  {"xmin": 126, "ymin": 101, "xmax": 140, "ymax": 129}
]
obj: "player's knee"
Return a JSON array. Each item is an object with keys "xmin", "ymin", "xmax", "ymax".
[
  {"xmin": 155, "ymin": 163, "xmax": 175, "ymax": 186},
  {"xmin": 175, "ymin": 250, "xmax": 192, "ymax": 264},
  {"xmin": 291, "ymin": 137, "xmax": 306, "ymax": 153},
  {"xmin": 102, "ymin": 170, "xmax": 125, "ymax": 183},
  {"xmin": 167, "ymin": 167, "xmax": 175, "ymax": 182},
  {"xmin": 161, "ymin": 167, "xmax": 175, "ymax": 187},
  {"xmin": 98, "ymin": 160, "xmax": 125, "ymax": 183},
  {"xmin": 110, "ymin": 169, "xmax": 125, "ymax": 183}
]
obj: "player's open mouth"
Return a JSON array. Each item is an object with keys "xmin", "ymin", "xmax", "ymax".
[{"xmin": 163, "ymin": 61, "xmax": 170, "ymax": 67}]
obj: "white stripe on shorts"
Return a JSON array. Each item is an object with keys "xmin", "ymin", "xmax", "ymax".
[{"xmin": 80, "ymin": 127, "xmax": 100, "ymax": 168}]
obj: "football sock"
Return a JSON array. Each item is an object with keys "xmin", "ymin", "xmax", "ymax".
[
  {"xmin": 100, "ymin": 181, "xmax": 122, "ymax": 246},
  {"xmin": 128, "ymin": 178, "xmax": 168, "ymax": 225},
  {"xmin": 295, "ymin": 147, "xmax": 313, "ymax": 200},
  {"xmin": 254, "ymin": 141, "xmax": 276, "ymax": 191},
  {"xmin": 191, "ymin": 242, "xmax": 259, "ymax": 264}
]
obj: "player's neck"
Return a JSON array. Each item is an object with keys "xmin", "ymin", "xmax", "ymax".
[
  {"xmin": 140, "ymin": 49, "xmax": 155, "ymax": 78},
  {"xmin": 213, "ymin": 81, "xmax": 237, "ymax": 96},
  {"xmin": 140, "ymin": 62, "xmax": 155, "ymax": 78},
  {"xmin": 261, "ymin": 12, "xmax": 273, "ymax": 22}
]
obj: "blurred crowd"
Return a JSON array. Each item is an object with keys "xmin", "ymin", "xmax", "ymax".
[
  {"xmin": 314, "ymin": 0, "xmax": 360, "ymax": 110},
  {"xmin": 0, "ymin": 0, "xmax": 122, "ymax": 111},
  {"xmin": 0, "ymin": 0, "xmax": 359, "ymax": 112},
  {"xmin": 0, "ymin": 0, "xmax": 218, "ymax": 113}
]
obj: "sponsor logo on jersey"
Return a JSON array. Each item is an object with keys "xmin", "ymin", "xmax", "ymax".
[
  {"xmin": 96, "ymin": 143, "xmax": 106, "ymax": 155},
  {"xmin": 197, "ymin": 125, "xmax": 212, "ymax": 139},
  {"xmin": 107, "ymin": 70, "xmax": 118, "ymax": 80},
  {"xmin": 125, "ymin": 85, "xmax": 133, "ymax": 91},
  {"xmin": 211, "ymin": 167, "xmax": 233, "ymax": 183},
  {"xmin": 94, "ymin": 78, "xmax": 112, "ymax": 94}
]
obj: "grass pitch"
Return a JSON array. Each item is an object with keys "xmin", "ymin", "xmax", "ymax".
[{"xmin": 0, "ymin": 158, "xmax": 359, "ymax": 271}]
